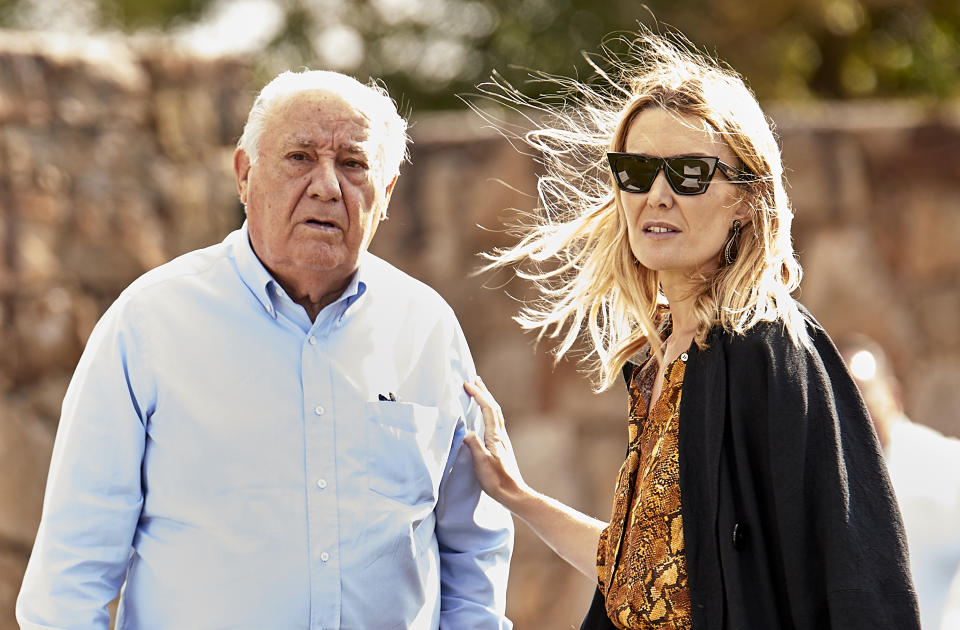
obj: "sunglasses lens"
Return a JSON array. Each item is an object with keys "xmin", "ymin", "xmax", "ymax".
[
  {"xmin": 608, "ymin": 154, "xmax": 722, "ymax": 195},
  {"xmin": 611, "ymin": 155, "xmax": 658, "ymax": 192},
  {"xmin": 664, "ymin": 158, "xmax": 718, "ymax": 194}
]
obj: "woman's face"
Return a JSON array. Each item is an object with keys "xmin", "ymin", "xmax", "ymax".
[{"xmin": 619, "ymin": 107, "xmax": 749, "ymax": 288}]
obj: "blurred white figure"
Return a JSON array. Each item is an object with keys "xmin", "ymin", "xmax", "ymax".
[
  {"xmin": 840, "ymin": 335, "xmax": 960, "ymax": 630},
  {"xmin": 943, "ymin": 575, "xmax": 960, "ymax": 630}
]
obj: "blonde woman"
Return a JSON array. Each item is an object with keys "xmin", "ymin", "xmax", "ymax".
[{"xmin": 463, "ymin": 30, "xmax": 920, "ymax": 630}]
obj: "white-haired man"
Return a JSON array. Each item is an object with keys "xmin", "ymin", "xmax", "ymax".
[{"xmin": 17, "ymin": 70, "xmax": 514, "ymax": 629}]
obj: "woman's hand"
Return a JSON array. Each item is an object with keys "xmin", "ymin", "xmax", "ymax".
[
  {"xmin": 464, "ymin": 377, "xmax": 606, "ymax": 578},
  {"xmin": 463, "ymin": 377, "xmax": 530, "ymax": 509}
]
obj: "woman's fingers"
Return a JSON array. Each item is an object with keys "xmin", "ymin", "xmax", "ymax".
[
  {"xmin": 462, "ymin": 377, "xmax": 529, "ymax": 506},
  {"xmin": 463, "ymin": 430, "xmax": 489, "ymax": 462},
  {"xmin": 464, "ymin": 378, "xmax": 506, "ymax": 449},
  {"xmin": 464, "ymin": 378, "xmax": 496, "ymax": 415}
]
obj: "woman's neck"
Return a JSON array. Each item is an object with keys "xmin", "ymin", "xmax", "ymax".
[{"xmin": 660, "ymin": 278, "xmax": 700, "ymax": 341}]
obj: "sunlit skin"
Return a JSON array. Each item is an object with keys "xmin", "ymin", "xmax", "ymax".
[
  {"xmin": 233, "ymin": 89, "xmax": 397, "ymax": 320},
  {"xmin": 619, "ymin": 107, "xmax": 750, "ymax": 404}
]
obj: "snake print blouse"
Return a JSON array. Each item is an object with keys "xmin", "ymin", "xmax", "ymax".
[{"xmin": 596, "ymin": 353, "xmax": 692, "ymax": 629}]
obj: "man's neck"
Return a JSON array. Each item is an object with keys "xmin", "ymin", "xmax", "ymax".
[
  {"xmin": 267, "ymin": 264, "xmax": 357, "ymax": 322},
  {"xmin": 297, "ymin": 275, "xmax": 354, "ymax": 320}
]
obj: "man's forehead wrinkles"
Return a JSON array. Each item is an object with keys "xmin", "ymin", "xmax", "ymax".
[
  {"xmin": 297, "ymin": 109, "xmax": 372, "ymax": 133},
  {"xmin": 287, "ymin": 133, "xmax": 373, "ymax": 154},
  {"xmin": 279, "ymin": 108, "xmax": 369, "ymax": 132}
]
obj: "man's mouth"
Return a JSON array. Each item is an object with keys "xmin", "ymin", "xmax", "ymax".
[{"xmin": 304, "ymin": 219, "xmax": 340, "ymax": 230}]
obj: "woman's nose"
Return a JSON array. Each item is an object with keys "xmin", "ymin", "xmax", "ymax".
[{"xmin": 645, "ymin": 169, "xmax": 675, "ymax": 208}]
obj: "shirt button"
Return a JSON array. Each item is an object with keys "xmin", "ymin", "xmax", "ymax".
[
  {"xmin": 680, "ymin": 352, "xmax": 689, "ymax": 362},
  {"xmin": 316, "ymin": 478, "xmax": 327, "ymax": 489},
  {"xmin": 320, "ymin": 552, "xmax": 330, "ymax": 562},
  {"xmin": 274, "ymin": 286, "xmax": 284, "ymax": 297},
  {"xmin": 314, "ymin": 405, "xmax": 325, "ymax": 415},
  {"xmin": 308, "ymin": 335, "xmax": 317, "ymax": 345}
]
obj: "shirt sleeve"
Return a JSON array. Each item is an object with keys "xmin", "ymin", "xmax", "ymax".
[
  {"xmin": 17, "ymin": 295, "xmax": 152, "ymax": 629},
  {"xmin": 433, "ymin": 319, "xmax": 515, "ymax": 630}
]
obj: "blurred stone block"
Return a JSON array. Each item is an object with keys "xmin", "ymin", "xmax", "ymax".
[
  {"xmin": 0, "ymin": 396, "xmax": 55, "ymax": 545},
  {"xmin": 14, "ymin": 219, "xmax": 59, "ymax": 285},
  {"xmin": 902, "ymin": 192, "xmax": 960, "ymax": 278},
  {"xmin": 0, "ymin": 549, "xmax": 29, "ymax": 630},
  {"xmin": 154, "ymin": 87, "xmax": 220, "ymax": 160},
  {"xmin": 8, "ymin": 287, "xmax": 85, "ymax": 383}
]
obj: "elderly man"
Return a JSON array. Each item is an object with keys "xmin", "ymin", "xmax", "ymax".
[{"xmin": 17, "ymin": 70, "xmax": 514, "ymax": 629}]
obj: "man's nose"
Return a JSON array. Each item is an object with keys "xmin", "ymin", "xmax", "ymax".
[{"xmin": 306, "ymin": 160, "xmax": 342, "ymax": 202}]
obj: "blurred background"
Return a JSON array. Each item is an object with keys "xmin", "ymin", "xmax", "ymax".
[
  {"xmin": 3, "ymin": 0, "xmax": 960, "ymax": 106},
  {"xmin": 2, "ymin": 1, "xmax": 960, "ymax": 628}
]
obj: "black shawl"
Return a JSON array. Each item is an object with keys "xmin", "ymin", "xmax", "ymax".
[{"xmin": 581, "ymin": 311, "xmax": 920, "ymax": 630}]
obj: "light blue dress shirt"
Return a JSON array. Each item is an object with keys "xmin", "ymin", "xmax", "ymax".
[{"xmin": 17, "ymin": 223, "xmax": 514, "ymax": 629}]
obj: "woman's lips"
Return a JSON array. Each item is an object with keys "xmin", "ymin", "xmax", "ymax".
[{"xmin": 642, "ymin": 221, "xmax": 681, "ymax": 235}]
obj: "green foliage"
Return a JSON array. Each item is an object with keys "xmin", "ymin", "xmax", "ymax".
[
  {"xmin": 299, "ymin": 0, "xmax": 960, "ymax": 109},
  {"xmin": 1, "ymin": 0, "xmax": 958, "ymax": 109},
  {"xmin": 96, "ymin": 0, "xmax": 215, "ymax": 30}
]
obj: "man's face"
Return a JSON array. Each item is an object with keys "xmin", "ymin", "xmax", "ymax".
[{"xmin": 234, "ymin": 89, "xmax": 397, "ymax": 291}]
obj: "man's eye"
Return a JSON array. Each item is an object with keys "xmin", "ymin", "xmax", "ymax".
[
  {"xmin": 289, "ymin": 153, "xmax": 310, "ymax": 161},
  {"xmin": 344, "ymin": 159, "xmax": 368, "ymax": 169}
]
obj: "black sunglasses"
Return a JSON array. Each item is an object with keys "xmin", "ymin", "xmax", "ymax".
[{"xmin": 607, "ymin": 152, "xmax": 754, "ymax": 196}]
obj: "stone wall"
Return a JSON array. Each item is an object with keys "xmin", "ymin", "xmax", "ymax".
[
  {"xmin": 2, "ymin": 31, "xmax": 959, "ymax": 629},
  {"xmin": 0, "ymin": 31, "xmax": 250, "ymax": 628}
]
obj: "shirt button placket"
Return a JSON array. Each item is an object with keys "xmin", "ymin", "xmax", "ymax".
[{"xmin": 302, "ymin": 332, "xmax": 339, "ymax": 628}]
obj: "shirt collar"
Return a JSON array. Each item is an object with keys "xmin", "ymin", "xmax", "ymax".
[
  {"xmin": 332, "ymin": 263, "xmax": 367, "ymax": 321},
  {"xmin": 228, "ymin": 221, "xmax": 369, "ymax": 322},
  {"xmin": 330, "ymin": 253, "xmax": 370, "ymax": 329},
  {"xmin": 228, "ymin": 221, "xmax": 277, "ymax": 317}
]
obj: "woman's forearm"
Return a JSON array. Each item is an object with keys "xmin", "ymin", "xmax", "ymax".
[
  {"xmin": 504, "ymin": 487, "xmax": 606, "ymax": 580},
  {"xmin": 462, "ymin": 378, "xmax": 607, "ymax": 580}
]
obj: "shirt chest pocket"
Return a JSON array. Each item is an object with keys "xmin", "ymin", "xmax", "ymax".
[{"xmin": 365, "ymin": 401, "xmax": 448, "ymax": 506}]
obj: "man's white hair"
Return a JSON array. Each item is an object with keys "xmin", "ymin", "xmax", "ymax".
[{"xmin": 237, "ymin": 70, "xmax": 410, "ymax": 179}]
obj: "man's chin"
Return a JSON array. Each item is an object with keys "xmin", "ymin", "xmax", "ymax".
[{"xmin": 298, "ymin": 250, "xmax": 361, "ymax": 276}]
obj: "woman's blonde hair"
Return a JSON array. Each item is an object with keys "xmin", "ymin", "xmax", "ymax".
[{"xmin": 472, "ymin": 28, "xmax": 808, "ymax": 391}]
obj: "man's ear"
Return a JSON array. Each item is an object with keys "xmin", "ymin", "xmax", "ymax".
[
  {"xmin": 381, "ymin": 174, "xmax": 399, "ymax": 220},
  {"xmin": 234, "ymin": 148, "xmax": 251, "ymax": 206}
]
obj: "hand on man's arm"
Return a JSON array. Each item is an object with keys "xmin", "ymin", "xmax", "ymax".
[{"xmin": 435, "ymin": 417, "xmax": 515, "ymax": 630}]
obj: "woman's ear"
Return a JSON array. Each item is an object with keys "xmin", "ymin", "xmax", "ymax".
[{"xmin": 731, "ymin": 198, "xmax": 753, "ymax": 227}]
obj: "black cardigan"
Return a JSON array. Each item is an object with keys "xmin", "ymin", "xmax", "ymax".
[{"xmin": 581, "ymin": 311, "xmax": 920, "ymax": 630}]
